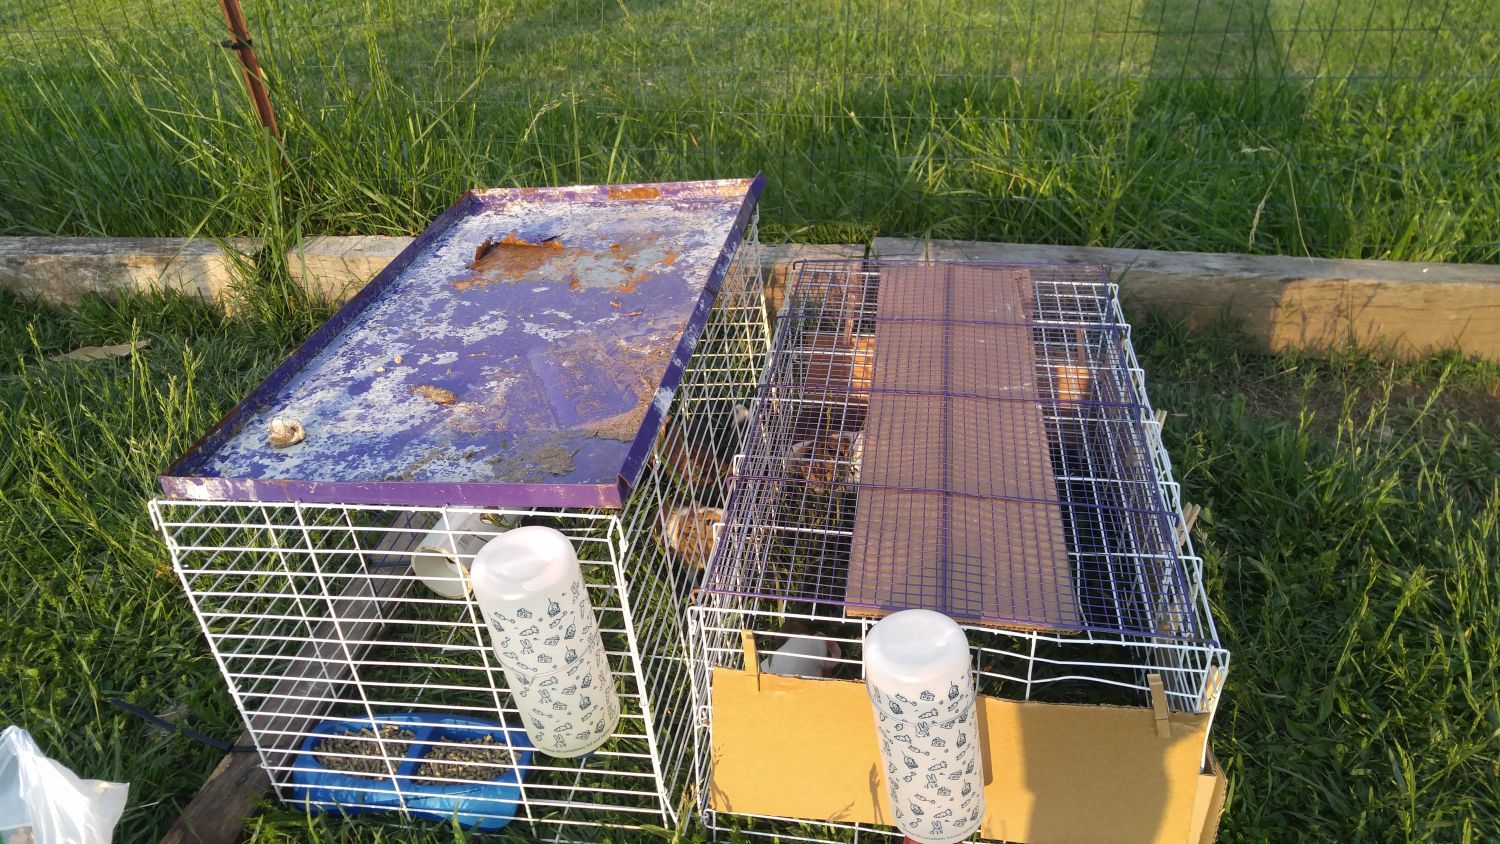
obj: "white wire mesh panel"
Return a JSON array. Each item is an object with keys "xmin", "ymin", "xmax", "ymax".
[
  {"xmin": 154, "ymin": 502, "xmax": 663, "ymax": 831},
  {"xmin": 152, "ymin": 225, "xmax": 768, "ymax": 837},
  {"xmin": 689, "ymin": 259, "xmax": 1230, "ymax": 842}
]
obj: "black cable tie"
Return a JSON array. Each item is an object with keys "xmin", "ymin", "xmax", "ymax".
[{"xmin": 109, "ymin": 699, "xmax": 254, "ymax": 752}]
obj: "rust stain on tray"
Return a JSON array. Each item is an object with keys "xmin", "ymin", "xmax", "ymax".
[
  {"xmin": 455, "ymin": 232, "xmax": 670, "ymax": 293},
  {"xmin": 608, "ymin": 185, "xmax": 663, "ymax": 200},
  {"xmin": 457, "ymin": 232, "xmax": 567, "ymax": 289}
]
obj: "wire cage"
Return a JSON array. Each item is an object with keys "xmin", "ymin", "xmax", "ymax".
[
  {"xmin": 151, "ymin": 220, "xmax": 767, "ymax": 838},
  {"xmin": 690, "ymin": 259, "xmax": 1231, "ymax": 841}
]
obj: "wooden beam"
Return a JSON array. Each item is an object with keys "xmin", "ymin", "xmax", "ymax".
[
  {"xmin": 758, "ymin": 242, "xmax": 866, "ymax": 320},
  {"xmin": 872, "ymin": 238, "xmax": 1500, "ymax": 361},
  {"xmin": 158, "ymin": 739, "xmax": 263, "ymax": 844},
  {"xmin": 0, "ymin": 237, "xmax": 261, "ymax": 306},
  {"xmin": 0, "ymin": 237, "xmax": 865, "ymax": 317}
]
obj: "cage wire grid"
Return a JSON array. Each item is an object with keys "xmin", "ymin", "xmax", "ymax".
[
  {"xmin": 703, "ymin": 260, "xmax": 1210, "ymax": 641},
  {"xmin": 689, "ymin": 259, "xmax": 1230, "ymax": 840},
  {"xmin": 150, "ymin": 224, "xmax": 767, "ymax": 837}
]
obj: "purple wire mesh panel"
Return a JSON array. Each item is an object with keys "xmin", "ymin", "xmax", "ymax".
[{"xmin": 701, "ymin": 260, "xmax": 1205, "ymax": 642}]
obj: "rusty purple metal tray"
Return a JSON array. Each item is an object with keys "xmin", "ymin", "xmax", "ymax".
[{"xmin": 160, "ymin": 176, "xmax": 764, "ymax": 508}]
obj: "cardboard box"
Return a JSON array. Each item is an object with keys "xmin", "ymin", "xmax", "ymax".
[{"xmin": 709, "ymin": 668, "xmax": 1226, "ymax": 844}]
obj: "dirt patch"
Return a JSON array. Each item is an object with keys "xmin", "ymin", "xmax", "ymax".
[
  {"xmin": 588, "ymin": 399, "xmax": 650, "ymax": 441},
  {"xmin": 489, "ymin": 439, "xmax": 579, "ymax": 482},
  {"xmin": 580, "ymin": 339, "xmax": 676, "ymax": 442},
  {"xmin": 533, "ymin": 442, "xmax": 577, "ymax": 476},
  {"xmin": 411, "ymin": 384, "xmax": 458, "ymax": 405},
  {"xmin": 585, "ymin": 371, "xmax": 657, "ymax": 442}
]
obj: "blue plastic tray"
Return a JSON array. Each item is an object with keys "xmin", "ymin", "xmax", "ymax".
[{"xmin": 288, "ymin": 713, "xmax": 535, "ymax": 830}]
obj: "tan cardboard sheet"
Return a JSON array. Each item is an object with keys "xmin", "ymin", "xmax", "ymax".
[
  {"xmin": 709, "ymin": 668, "xmax": 1223, "ymax": 844},
  {"xmin": 846, "ymin": 264, "xmax": 1077, "ymax": 630}
]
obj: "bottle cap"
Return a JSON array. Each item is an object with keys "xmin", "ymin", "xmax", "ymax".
[
  {"xmin": 864, "ymin": 609, "xmax": 971, "ymax": 693},
  {"xmin": 470, "ymin": 525, "xmax": 579, "ymax": 604}
]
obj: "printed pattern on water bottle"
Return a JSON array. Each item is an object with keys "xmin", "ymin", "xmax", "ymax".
[
  {"xmin": 485, "ymin": 579, "xmax": 618, "ymax": 753},
  {"xmin": 485, "ymin": 578, "xmax": 595, "ymax": 668},
  {"xmin": 872, "ymin": 679, "xmax": 985, "ymax": 841},
  {"xmin": 868, "ymin": 677, "xmax": 972, "ymax": 723},
  {"xmin": 510, "ymin": 637, "xmax": 619, "ymax": 752}
]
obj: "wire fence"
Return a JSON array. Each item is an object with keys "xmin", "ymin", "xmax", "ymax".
[{"xmin": 2, "ymin": 1, "xmax": 1499, "ymax": 262}]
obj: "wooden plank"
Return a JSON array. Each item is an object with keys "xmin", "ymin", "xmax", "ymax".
[
  {"xmin": 15, "ymin": 233, "xmax": 1498, "ymax": 360},
  {"xmin": 0, "ymin": 237, "xmax": 260, "ymax": 306},
  {"xmin": 869, "ymin": 238, "xmax": 1500, "ymax": 360},
  {"xmin": 846, "ymin": 264, "xmax": 1075, "ymax": 631},
  {"xmin": 160, "ymin": 512, "xmax": 431, "ymax": 843},
  {"xmin": 285, "ymin": 235, "xmax": 409, "ymax": 303},
  {"xmin": 158, "ymin": 739, "xmax": 263, "ymax": 844},
  {"xmin": 869, "ymin": 236, "xmax": 928, "ymax": 260},
  {"xmin": 0, "ymin": 236, "xmax": 863, "ymax": 316}
]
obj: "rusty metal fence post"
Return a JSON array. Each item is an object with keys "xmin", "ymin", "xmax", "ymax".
[{"xmin": 217, "ymin": 0, "xmax": 280, "ymax": 142}]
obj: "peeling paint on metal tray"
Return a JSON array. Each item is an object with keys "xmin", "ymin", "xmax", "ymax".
[{"xmin": 163, "ymin": 178, "xmax": 762, "ymax": 508}]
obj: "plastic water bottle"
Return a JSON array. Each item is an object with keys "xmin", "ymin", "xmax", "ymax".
[
  {"xmin": 470, "ymin": 526, "xmax": 620, "ymax": 758},
  {"xmin": 864, "ymin": 609, "xmax": 984, "ymax": 843}
]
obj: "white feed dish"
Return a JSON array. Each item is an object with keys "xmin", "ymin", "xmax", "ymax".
[{"xmin": 410, "ymin": 511, "xmax": 504, "ymax": 598}]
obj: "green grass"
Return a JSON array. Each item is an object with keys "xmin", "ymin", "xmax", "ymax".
[
  {"xmin": 1138, "ymin": 322, "xmax": 1500, "ymax": 841},
  {"xmin": 1, "ymin": 286, "xmax": 1494, "ymax": 842},
  {"xmin": 0, "ymin": 284, "xmax": 333, "ymax": 839},
  {"xmin": 1, "ymin": 1, "xmax": 1498, "ymax": 840},
  {"xmin": 2, "ymin": 0, "xmax": 1500, "ymax": 259}
]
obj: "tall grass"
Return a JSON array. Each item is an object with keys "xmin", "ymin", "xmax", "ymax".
[
  {"xmin": 0, "ymin": 287, "xmax": 334, "ymax": 841},
  {"xmin": 2, "ymin": 0, "xmax": 1499, "ymax": 260}
]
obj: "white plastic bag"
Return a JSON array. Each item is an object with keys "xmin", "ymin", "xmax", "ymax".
[{"xmin": 0, "ymin": 726, "xmax": 128, "ymax": 844}]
